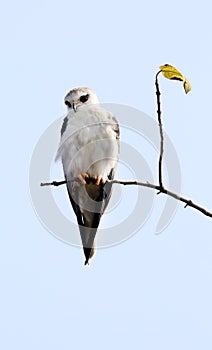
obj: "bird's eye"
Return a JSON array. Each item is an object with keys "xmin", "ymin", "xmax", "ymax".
[
  {"xmin": 79, "ymin": 94, "xmax": 89, "ymax": 103},
  {"xmin": 65, "ymin": 100, "xmax": 72, "ymax": 108}
]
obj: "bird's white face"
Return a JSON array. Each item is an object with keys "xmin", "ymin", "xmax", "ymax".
[{"xmin": 64, "ymin": 87, "xmax": 99, "ymax": 112}]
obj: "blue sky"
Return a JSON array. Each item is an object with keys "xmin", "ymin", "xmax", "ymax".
[{"xmin": 1, "ymin": 1, "xmax": 212, "ymax": 349}]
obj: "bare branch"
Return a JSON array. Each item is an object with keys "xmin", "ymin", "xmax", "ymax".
[
  {"xmin": 40, "ymin": 180, "xmax": 67, "ymax": 187},
  {"xmin": 155, "ymin": 70, "xmax": 164, "ymax": 188},
  {"xmin": 40, "ymin": 178, "xmax": 79, "ymax": 187},
  {"xmin": 40, "ymin": 178, "xmax": 212, "ymax": 218},
  {"xmin": 112, "ymin": 181, "xmax": 212, "ymax": 218}
]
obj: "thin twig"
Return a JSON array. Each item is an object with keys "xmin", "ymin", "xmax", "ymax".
[
  {"xmin": 112, "ymin": 181, "xmax": 212, "ymax": 217},
  {"xmin": 40, "ymin": 180, "xmax": 67, "ymax": 187},
  {"xmin": 40, "ymin": 178, "xmax": 79, "ymax": 187},
  {"xmin": 155, "ymin": 70, "xmax": 164, "ymax": 188}
]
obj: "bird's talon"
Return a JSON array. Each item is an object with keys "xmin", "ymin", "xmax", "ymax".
[
  {"xmin": 95, "ymin": 176, "xmax": 103, "ymax": 186},
  {"xmin": 78, "ymin": 173, "xmax": 89, "ymax": 185},
  {"xmin": 95, "ymin": 176, "xmax": 101, "ymax": 186}
]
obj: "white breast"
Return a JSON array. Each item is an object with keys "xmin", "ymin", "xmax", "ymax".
[{"xmin": 56, "ymin": 105, "xmax": 119, "ymax": 182}]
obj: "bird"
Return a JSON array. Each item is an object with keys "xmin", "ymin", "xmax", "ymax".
[{"xmin": 56, "ymin": 87, "xmax": 120, "ymax": 265}]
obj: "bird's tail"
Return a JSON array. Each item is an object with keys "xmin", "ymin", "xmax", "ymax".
[
  {"xmin": 78, "ymin": 221, "xmax": 99, "ymax": 265},
  {"xmin": 67, "ymin": 178, "xmax": 111, "ymax": 265},
  {"xmin": 83, "ymin": 247, "xmax": 95, "ymax": 265}
]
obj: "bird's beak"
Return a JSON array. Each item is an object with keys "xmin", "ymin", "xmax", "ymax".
[{"xmin": 73, "ymin": 103, "xmax": 77, "ymax": 112}]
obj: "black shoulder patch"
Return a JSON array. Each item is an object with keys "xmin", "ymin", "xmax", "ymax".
[{"xmin": 61, "ymin": 116, "xmax": 68, "ymax": 136}]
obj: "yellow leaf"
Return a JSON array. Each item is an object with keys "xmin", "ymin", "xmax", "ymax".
[
  {"xmin": 159, "ymin": 64, "xmax": 192, "ymax": 94},
  {"xmin": 160, "ymin": 64, "xmax": 185, "ymax": 81}
]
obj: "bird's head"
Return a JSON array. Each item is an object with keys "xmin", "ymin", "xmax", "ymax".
[{"xmin": 64, "ymin": 87, "xmax": 99, "ymax": 112}]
